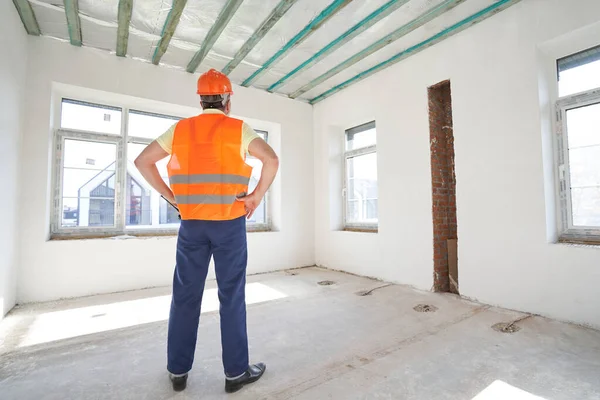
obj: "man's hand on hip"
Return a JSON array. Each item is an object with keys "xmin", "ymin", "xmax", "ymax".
[{"xmin": 236, "ymin": 192, "xmax": 263, "ymax": 219}]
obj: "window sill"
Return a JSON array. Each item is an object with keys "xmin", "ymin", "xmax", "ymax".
[
  {"xmin": 49, "ymin": 227, "xmax": 274, "ymax": 241},
  {"xmin": 50, "ymin": 232, "xmax": 177, "ymax": 241},
  {"xmin": 343, "ymin": 227, "xmax": 378, "ymax": 233},
  {"xmin": 557, "ymin": 238, "xmax": 600, "ymax": 248}
]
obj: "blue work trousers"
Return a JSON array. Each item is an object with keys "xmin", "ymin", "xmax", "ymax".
[{"xmin": 167, "ymin": 216, "xmax": 249, "ymax": 378}]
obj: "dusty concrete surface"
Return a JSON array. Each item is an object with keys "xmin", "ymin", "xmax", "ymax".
[{"xmin": 1, "ymin": 267, "xmax": 599, "ymax": 400}]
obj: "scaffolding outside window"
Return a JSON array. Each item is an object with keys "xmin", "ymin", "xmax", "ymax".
[
  {"xmin": 52, "ymin": 99, "xmax": 269, "ymax": 239},
  {"xmin": 343, "ymin": 121, "xmax": 378, "ymax": 231},
  {"xmin": 555, "ymin": 47, "xmax": 600, "ymax": 243}
]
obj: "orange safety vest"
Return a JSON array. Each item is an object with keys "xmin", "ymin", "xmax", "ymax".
[{"xmin": 167, "ymin": 113, "xmax": 253, "ymax": 221}]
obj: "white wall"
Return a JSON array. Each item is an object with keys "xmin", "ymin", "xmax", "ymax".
[
  {"xmin": 18, "ymin": 37, "xmax": 314, "ymax": 303},
  {"xmin": 0, "ymin": 3, "xmax": 28, "ymax": 318},
  {"xmin": 314, "ymin": 0, "xmax": 600, "ymax": 329},
  {"xmin": 14, "ymin": 0, "xmax": 600, "ymax": 330}
]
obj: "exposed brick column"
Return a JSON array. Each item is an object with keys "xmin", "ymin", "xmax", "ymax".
[{"xmin": 428, "ymin": 81, "xmax": 458, "ymax": 293}]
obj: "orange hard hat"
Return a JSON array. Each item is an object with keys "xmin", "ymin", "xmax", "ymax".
[{"xmin": 197, "ymin": 69, "xmax": 233, "ymax": 95}]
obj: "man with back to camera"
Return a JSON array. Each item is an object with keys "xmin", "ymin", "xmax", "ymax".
[{"xmin": 134, "ymin": 69, "xmax": 279, "ymax": 393}]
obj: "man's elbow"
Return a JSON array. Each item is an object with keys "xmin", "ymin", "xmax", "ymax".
[
  {"xmin": 134, "ymin": 155, "xmax": 145, "ymax": 170},
  {"xmin": 268, "ymin": 154, "xmax": 280, "ymax": 168}
]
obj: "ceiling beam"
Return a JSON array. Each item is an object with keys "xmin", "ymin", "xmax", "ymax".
[
  {"xmin": 221, "ymin": 0, "xmax": 298, "ymax": 76},
  {"xmin": 267, "ymin": 0, "xmax": 410, "ymax": 93},
  {"xmin": 309, "ymin": 0, "xmax": 522, "ymax": 105},
  {"xmin": 116, "ymin": 0, "xmax": 133, "ymax": 57},
  {"xmin": 63, "ymin": 0, "xmax": 82, "ymax": 46},
  {"xmin": 186, "ymin": 0, "xmax": 245, "ymax": 73},
  {"xmin": 12, "ymin": 0, "xmax": 41, "ymax": 36},
  {"xmin": 241, "ymin": 0, "xmax": 353, "ymax": 87},
  {"xmin": 152, "ymin": 0, "xmax": 188, "ymax": 65},
  {"xmin": 290, "ymin": 0, "xmax": 465, "ymax": 99}
]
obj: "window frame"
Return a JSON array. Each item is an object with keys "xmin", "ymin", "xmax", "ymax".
[
  {"xmin": 555, "ymin": 87, "xmax": 600, "ymax": 243},
  {"xmin": 51, "ymin": 98, "xmax": 270, "ymax": 239},
  {"xmin": 245, "ymin": 130, "xmax": 271, "ymax": 231},
  {"xmin": 343, "ymin": 121, "xmax": 378, "ymax": 231}
]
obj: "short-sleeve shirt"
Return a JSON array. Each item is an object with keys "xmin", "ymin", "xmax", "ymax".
[{"xmin": 155, "ymin": 109, "xmax": 261, "ymax": 158}]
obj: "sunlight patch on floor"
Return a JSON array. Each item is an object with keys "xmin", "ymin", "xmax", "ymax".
[
  {"xmin": 17, "ymin": 282, "xmax": 286, "ymax": 348},
  {"xmin": 472, "ymin": 380, "xmax": 547, "ymax": 400}
]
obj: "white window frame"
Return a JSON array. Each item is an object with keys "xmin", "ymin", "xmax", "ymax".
[
  {"xmin": 555, "ymin": 87, "xmax": 600, "ymax": 243},
  {"xmin": 343, "ymin": 121, "xmax": 378, "ymax": 231},
  {"xmin": 51, "ymin": 98, "xmax": 271, "ymax": 239},
  {"xmin": 245, "ymin": 129, "xmax": 271, "ymax": 232}
]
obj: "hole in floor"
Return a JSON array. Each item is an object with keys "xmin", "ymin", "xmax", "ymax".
[
  {"xmin": 317, "ymin": 280, "xmax": 336, "ymax": 286},
  {"xmin": 413, "ymin": 304, "xmax": 438, "ymax": 313},
  {"xmin": 492, "ymin": 322, "xmax": 522, "ymax": 333}
]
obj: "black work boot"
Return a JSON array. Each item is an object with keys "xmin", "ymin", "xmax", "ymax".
[
  {"xmin": 169, "ymin": 373, "xmax": 188, "ymax": 392},
  {"xmin": 225, "ymin": 363, "xmax": 266, "ymax": 393}
]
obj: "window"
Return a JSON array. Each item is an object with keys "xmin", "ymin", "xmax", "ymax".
[
  {"xmin": 343, "ymin": 121, "xmax": 378, "ymax": 230},
  {"xmin": 555, "ymin": 49, "xmax": 600, "ymax": 243},
  {"xmin": 61, "ymin": 99, "xmax": 122, "ymax": 135},
  {"xmin": 52, "ymin": 99, "xmax": 270, "ymax": 238},
  {"xmin": 558, "ymin": 45, "xmax": 600, "ymax": 97},
  {"xmin": 53, "ymin": 100, "xmax": 182, "ymax": 238},
  {"xmin": 245, "ymin": 130, "xmax": 269, "ymax": 228}
]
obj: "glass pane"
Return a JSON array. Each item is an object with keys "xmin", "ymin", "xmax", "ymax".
[
  {"xmin": 571, "ymin": 187, "xmax": 600, "ymax": 227},
  {"xmin": 346, "ymin": 152, "xmax": 378, "ymax": 224},
  {"xmin": 62, "ymin": 198, "xmax": 79, "ymax": 227},
  {"xmin": 566, "ymin": 101, "xmax": 600, "ymax": 228},
  {"xmin": 568, "ymin": 146, "xmax": 600, "ymax": 187},
  {"xmin": 126, "ymin": 142, "xmax": 177, "ymax": 227},
  {"xmin": 61, "ymin": 140, "xmax": 116, "ymax": 227},
  {"xmin": 566, "ymin": 103, "xmax": 600, "ymax": 149},
  {"xmin": 246, "ymin": 156, "xmax": 266, "ymax": 225},
  {"xmin": 347, "ymin": 199, "xmax": 359, "ymax": 222},
  {"xmin": 366, "ymin": 199, "xmax": 378, "ymax": 220},
  {"xmin": 125, "ymin": 174, "xmax": 152, "ymax": 226},
  {"xmin": 559, "ymin": 60, "xmax": 600, "ymax": 97},
  {"xmin": 160, "ymin": 197, "xmax": 180, "ymax": 224},
  {"xmin": 63, "ymin": 139, "xmax": 117, "ymax": 168},
  {"xmin": 61, "ymin": 100, "xmax": 122, "ymax": 135},
  {"xmin": 346, "ymin": 126, "xmax": 376, "ymax": 151},
  {"xmin": 62, "ymin": 197, "xmax": 115, "ymax": 227},
  {"xmin": 255, "ymin": 130, "xmax": 267, "ymax": 141},
  {"xmin": 128, "ymin": 110, "xmax": 180, "ymax": 140}
]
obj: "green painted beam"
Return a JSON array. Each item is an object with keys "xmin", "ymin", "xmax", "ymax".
[
  {"xmin": 290, "ymin": 0, "xmax": 466, "ymax": 99},
  {"xmin": 268, "ymin": 0, "xmax": 410, "ymax": 93},
  {"xmin": 116, "ymin": 0, "xmax": 133, "ymax": 57},
  {"xmin": 152, "ymin": 0, "xmax": 188, "ymax": 65},
  {"xmin": 309, "ymin": 0, "xmax": 521, "ymax": 105},
  {"xmin": 12, "ymin": 0, "xmax": 41, "ymax": 36},
  {"xmin": 241, "ymin": 0, "xmax": 353, "ymax": 87},
  {"xmin": 64, "ymin": 0, "xmax": 82, "ymax": 46},
  {"xmin": 222, "ymin": 0, "xmax": 297, "ymax": 75},
  {"xmin": 186, "ymin": 0, "xmax": 245, "ymax": 73}
]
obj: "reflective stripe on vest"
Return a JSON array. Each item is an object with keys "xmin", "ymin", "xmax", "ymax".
[
  {"xmin": 169, "ymin": 174, "xmax": 250, "ymax": 185},
  {"xmin": 166, "ymin": 113, "xmax": 253, "ymax": 221},
  {"xmin": 175, "ymin": 194, "xmax": 239, "ymax": 205}
]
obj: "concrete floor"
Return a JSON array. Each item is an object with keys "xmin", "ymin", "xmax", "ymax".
[{"xmin": 1, "ymin": 267, "xmax": 599, "ymax": 400}]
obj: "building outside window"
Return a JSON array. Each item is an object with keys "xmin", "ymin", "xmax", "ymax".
[
  {"xmin": 343, "ymin": 121, "xmax": 378, "ymax": 230},
  {"xmin": 555, "ymin": 44, "xmax": 600, "ymax": 242},
  {"xmin": 53, "ymin": 99, "xmax": 269, "ymax": 238}
]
